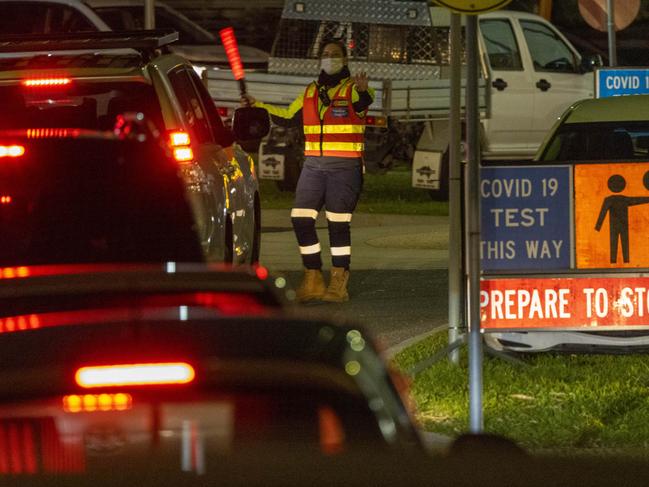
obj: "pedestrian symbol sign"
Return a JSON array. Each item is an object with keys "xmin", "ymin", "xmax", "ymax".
[{"xmin": 575, "ymin": 163, "xmax": 649, "ymax": 268}]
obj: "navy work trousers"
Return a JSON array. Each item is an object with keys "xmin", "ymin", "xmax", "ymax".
[{"xmin": 290, "ymin": 165, "xmax": 363, "ymax": 270}]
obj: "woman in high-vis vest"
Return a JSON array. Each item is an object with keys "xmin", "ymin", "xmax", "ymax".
[{"xmin": 242, "ymin": 39, "xmax": 374, "ymax": 303}]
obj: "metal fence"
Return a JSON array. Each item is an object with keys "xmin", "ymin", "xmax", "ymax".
[{"xmin": 272, "ymin": 18, "xmax": 465, "ymax": 67}]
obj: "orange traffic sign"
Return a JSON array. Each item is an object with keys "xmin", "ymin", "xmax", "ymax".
[{"xmin": 575, "ymin": 163, "xmax": 649, "ymax": 268}]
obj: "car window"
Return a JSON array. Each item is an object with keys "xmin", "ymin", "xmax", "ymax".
[
  {"xmin": 0, "ymin": 2, "xmax": 96, "ymax": 34},
  {"xmin": 0, "ymin": 81, "xmax": 164, "ymax": 131},
  {"xmin": 0, "ymin": 136, "xmax": 204, "ymax": 265},
  {"xmin": 187, "ymin": 70, "xmax": 235, "ymax": 148},
  {"xmin": 93, "ymin": 6, "xmax": 215, "ymax": 44},
  {"xmin": 479, "ymin": 19, "xmax": 523, "ymax": 71},
  {"xmin": 55, "ymin": 5, "xmax": 95, "ymax": 32},
  {"xmin": 539, "ymin": 122, "xmax": 649, "ymax": 161},
  {"xmin": 92, "ymin": 7, "xmax": 137, "ymax": 30},
  {"xmin": 168, "ymin": 68, "xmax": 213, "ymax": 144},
  {"xmin": 156, "ymin": 7, "xmax": 215, "ymax": 44},
  {"xmin": 520, "ymin": 20, "xmax": 577, "ymax": 73}
]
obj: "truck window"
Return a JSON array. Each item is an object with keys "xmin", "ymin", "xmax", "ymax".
[
  {"xmin": 520, "ymin": 20, "xmax": 577, "ymax": 74},
  {"xmin": 479, "ymin": 19, "xmax": 522, "ymax": 71},
  {"xmin": 368, "ymin": 25, "xmax": 406, "ymax": 63}
]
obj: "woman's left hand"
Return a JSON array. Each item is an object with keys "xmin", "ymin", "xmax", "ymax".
[{"xmin": 353, "ymin": 71, "xmax": 369, "ymax": 92}]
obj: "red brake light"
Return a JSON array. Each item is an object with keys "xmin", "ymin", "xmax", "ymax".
[
  {"xmin": 0, "ymin": 196, "xmax": 12, "ymax": 204},
  {"xmin": 168, "ymin": 131, "xmax": 193, "ymax": 163},
  {"xmin": 255, "ymin": 266, "xmax": 269, "ymax": 280},
  {"xmin": 173, "ymin": 147, "xmax": 194, "ymax": 163},
  {"xmin": 75, "ymin": 362, "xmax": 195, "ymax": 388},
  {"xmin": 26, "ymin": 128, "xmax": 80, "ymax": 139},
  {"xmin": 217, "ymin": 107, "xmax": 230, "ymax": 117},
  {"xmin": 169, "ymin": 131, "xmax": 191, "ymax": 147},
  {"xmin": 0, "ymin": 145, "xmax": 25, "ymax": 158},
  {"xmin": 366, "ymin": 116, "xmax": 375, "ymax": 125},
  {"xmin": 219, "ymin": 27, "xmax": 245, "ymax": 81},
  {"xmin": 21, "ymin": 77, "xmax": 71, "ymax": 87}
]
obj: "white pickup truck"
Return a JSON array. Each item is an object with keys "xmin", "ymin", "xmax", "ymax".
[{"xmin": 207, "ymin": 1, "xmax": 600, "ymax": 195}]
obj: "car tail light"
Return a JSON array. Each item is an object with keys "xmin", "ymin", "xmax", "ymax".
[
  {"xmin": 0, "ymin": 314, "xmax": 40, "ymax": 333},
  {"xmin": 173, "ymin": 147, "xmax": 194, "ymax": 162},
  {"xmin": 169, "ymin": 131, "xmax": 190, "ymax": 146},
  {"xmin": 0, "ymin": 267, "xmax": 30, "ymax": 278},
  {"xmin": 365, "ymin": 116, "xmax": 387, "ymax": 127},
  {"xmin": 168, "ymin": 131, "xmax": 193, "ymax": 164},
  {"xmin": 63, "ymin": 393, "xmax": 132, "ymax": 413},
  {"xmin": 318, "ymin": 406, "xmax": 345, "ymax": 455},
  {"xmin": 75, "ymin": 362, "xmax": 195, "ymax": 388},
  {"xmin": 217, "ymin": 107, "xmax": 230, "ymax": 117},
  {"xmin": 21, "ymin": 77, "xmax": 71, "ymax": 87},
  {"xmin": 26, "ymin": 128, "xmax": 80, "ymax": 139},
  {"xmin": 0, "ymin": 145, "xmax": 25, "ymax": 158},
  {"xmin": 0, "ymin": 196, "xmax": 12, "ymax": 205}
]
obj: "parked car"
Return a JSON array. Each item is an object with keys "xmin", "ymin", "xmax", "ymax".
[
  {"xmin": 486, "ymin": 94, "xmax": 649, "ymax": 353},
  {"xmin": 0, "ymin": 30, "xmax": 266, "ymax": 265},
  {"xmin": 86, "ymin": 0, "xmax": 269, "ymax": 71},
  {"xmin": 0, "ymin": 0, "xmax": 269, "ymax": 71}
]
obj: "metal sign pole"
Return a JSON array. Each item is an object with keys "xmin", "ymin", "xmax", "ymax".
[
  {"xmin": 465, "ymin": 14, "xmax": 483, "ymax": 433},
  {"xmin": 607, "ymin": 0, "xmax": 617, "ymax": 66},
  {"xmin": 145, "ymin": 0, "xmax": 155, "ymax": 29},
  {"xmin": 448, "ymin": 12, "xmax": 463, "ymax": 365}
]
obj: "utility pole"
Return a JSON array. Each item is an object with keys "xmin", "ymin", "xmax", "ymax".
[{"xmin": 607, "ymin": 0, "xmax": 617, "ymax": 66}]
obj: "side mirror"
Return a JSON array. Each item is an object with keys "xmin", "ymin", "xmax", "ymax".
[
  {"xmin": 232, "ymin": 106, "xmax": 270, "ymax": 153},
  {"xmin": 580, "ymin": 53, "xmax": 603, "ymax": 73}
]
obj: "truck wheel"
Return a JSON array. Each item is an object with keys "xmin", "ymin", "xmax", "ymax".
[
  {"xmin": 364, "ymin": 145, "xmax": 393, "ymax": 174},
  {"xmin": 428, "ymin": 150, "xmax": 449, "ymax": 201}
]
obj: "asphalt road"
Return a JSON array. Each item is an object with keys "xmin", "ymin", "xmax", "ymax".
[{"xmin": 260, "ymin": 209, "xmax": 450, "ymax": 353}]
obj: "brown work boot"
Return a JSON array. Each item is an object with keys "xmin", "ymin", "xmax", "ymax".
[
  {"xmin": 322, "ymin": 267, "xmax": 349, "ymax": 303},
  {"xmin": 295, "ymin": 268, "xmax": 325, "ymax": 302}
]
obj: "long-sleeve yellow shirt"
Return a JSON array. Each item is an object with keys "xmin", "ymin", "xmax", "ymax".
[{"xmin": 254, "ymin": 78, "xmax": 375, "ymax": 120}]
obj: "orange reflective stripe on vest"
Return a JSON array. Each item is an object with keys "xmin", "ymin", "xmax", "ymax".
[{"xmin": 302, "ymin": 79, "xmax": 366, "ymax": 158}]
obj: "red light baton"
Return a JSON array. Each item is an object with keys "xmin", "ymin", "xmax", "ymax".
[{"xmin": 219, "ymin": 27, "xmax": 247, "ymax": 97}]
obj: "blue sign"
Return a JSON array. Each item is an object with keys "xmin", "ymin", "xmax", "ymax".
[
  {"xmin": 480, "ymin": 166, "xmax": 571, "ymax": 271},
  {"xmin": 596, "ymin": 68, "xmax": 649, "ymax": 98}
]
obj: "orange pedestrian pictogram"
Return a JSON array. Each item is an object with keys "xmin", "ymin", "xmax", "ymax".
[{"xmin": 576, "ymin": 163, "xmax": 649, "ymax": 268}]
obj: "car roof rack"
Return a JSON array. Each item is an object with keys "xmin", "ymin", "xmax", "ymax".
[{"xmin": 0, "ymin": 29, "xmax": 179, "ymax": 57}]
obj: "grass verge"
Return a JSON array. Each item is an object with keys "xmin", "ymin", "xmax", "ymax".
[
  {"xmin": 392, "ymin": 331, "xmax": 649, "ymax": 457},
  {"xmin": 259, "ymin": 167, "xmax": 448, "ymax": 216}
]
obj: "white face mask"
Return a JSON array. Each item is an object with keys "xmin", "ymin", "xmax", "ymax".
[{"xmin": 320, "ymin": 57, "xmax": 344, "ymax": 75}]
